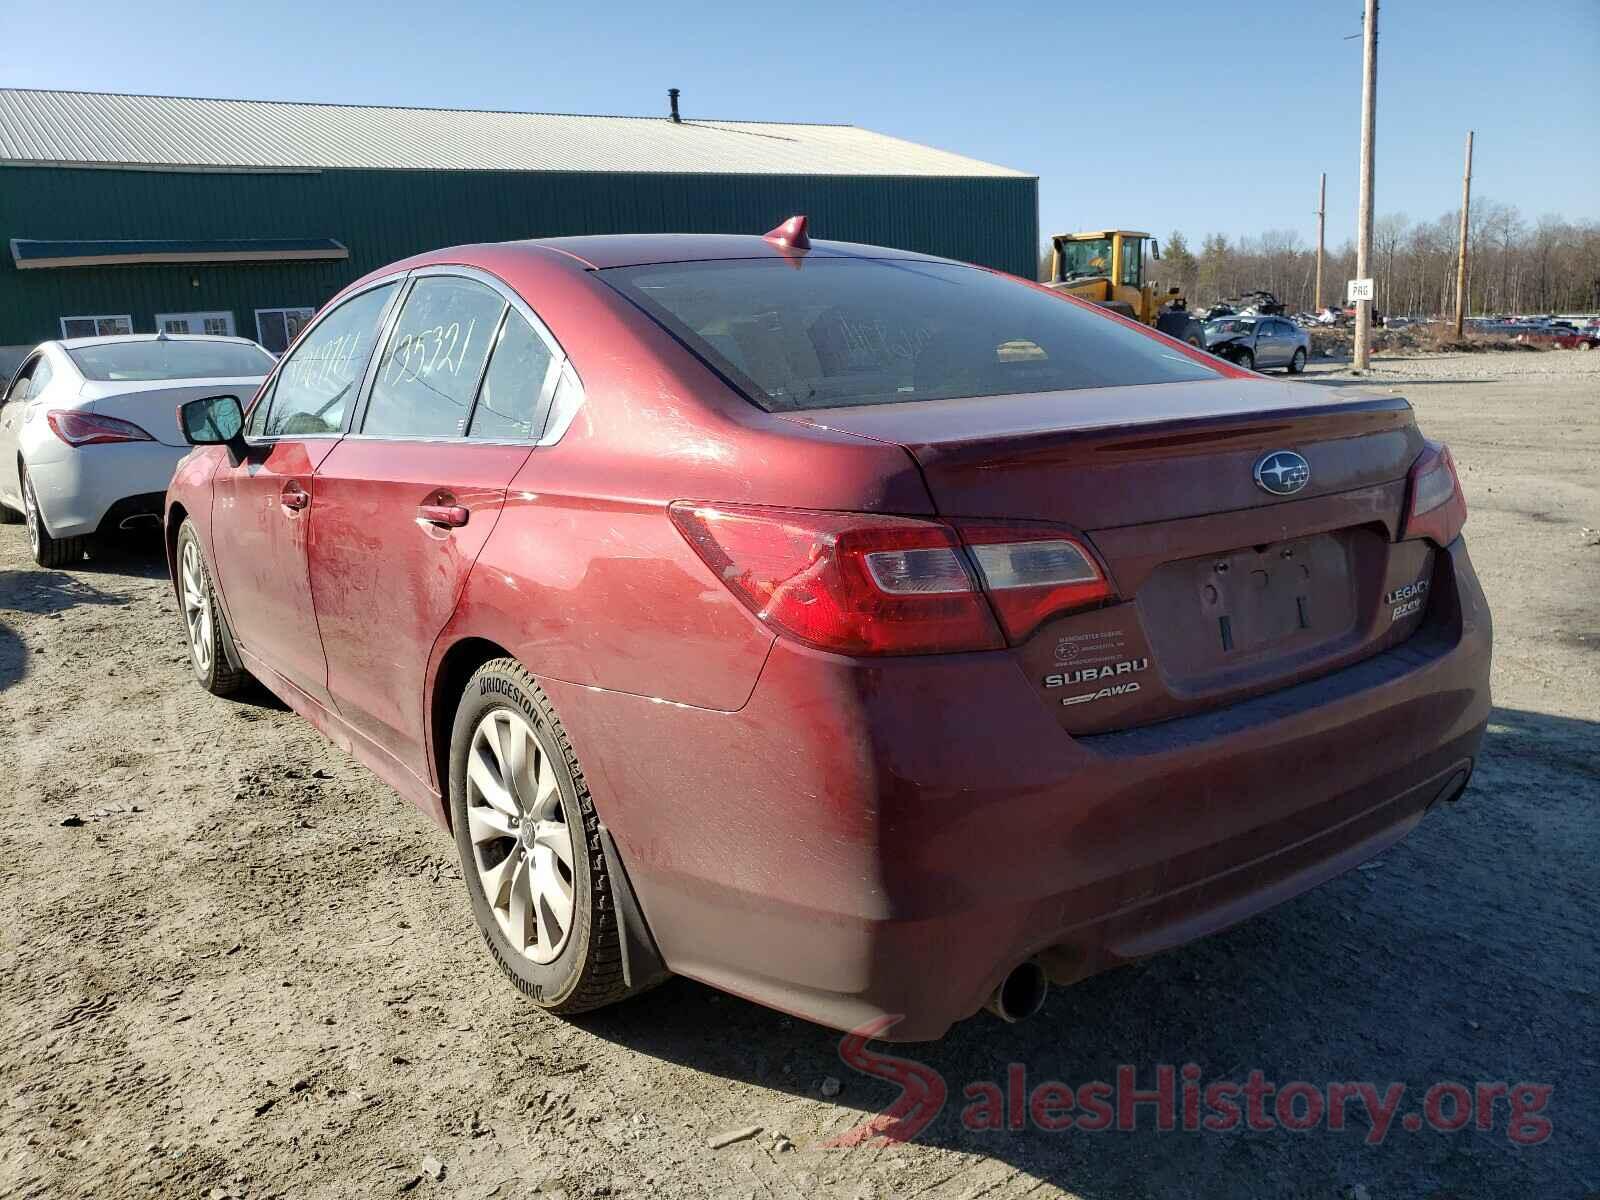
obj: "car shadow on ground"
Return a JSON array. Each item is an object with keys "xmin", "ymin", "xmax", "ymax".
[
  {"xmin": 73, "ymin": 531, "xmax": 172, "ymax": 581},
  {"xmin": 575, "ymin": 706, "xmax": 1596, "ymax": 1198}
]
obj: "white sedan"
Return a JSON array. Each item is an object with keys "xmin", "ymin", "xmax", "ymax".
[{"xmin": 0, "ymin": 334, "xmax": 273, "ymax": 567}]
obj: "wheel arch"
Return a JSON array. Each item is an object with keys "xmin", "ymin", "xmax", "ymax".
[
  {"xmin": 164, "ymin": 500, "xmax": 188, "ymax": 591},
  {"xmin": 427, "ymin": 637, "xmax": 670, "ymax": 991},
  {"xmin": 428, "ymin": 635, "xmax": 517, "ymax": 830}
]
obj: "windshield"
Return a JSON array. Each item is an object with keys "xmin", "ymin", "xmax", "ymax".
[
  {"xmin": 67, "ymin": 339, "xmax": 274, "ymax": 382},
  {"xmin": 604, "ymin": 258, "xmax": 1220, "ymax": 413},
  {"xmin": 1056, "ymin": 237, "xmax": 1114, "ymax": 282}
]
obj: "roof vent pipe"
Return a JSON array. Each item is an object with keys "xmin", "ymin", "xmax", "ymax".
[{"xmin": 668, "ymin": 88, "xmax": 681, "ymax": 123}]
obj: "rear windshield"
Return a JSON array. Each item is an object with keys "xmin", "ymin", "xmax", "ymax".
[
  {"xmin": 67, "ymin": 339, "xmax": 275, "ymax": 382},
  {"xmin": 603, "ymin": 258, "xmax": 1220, "ymax": 412}
]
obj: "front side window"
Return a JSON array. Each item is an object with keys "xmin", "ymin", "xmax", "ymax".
[
  {"xmin": 364, "ymin": 277, "xmax": 505, "ymax": 438},
  {"xmin": 67, "ymin": 340, "xmax": 273, "ymax": 382},
  {"xmin": 468, "ymin": 310, "xmax": 556, "ymax": 440},
  {"xmin": 263, "ymin": 284, "xmax": 396, "ymax": 437},
  {"xmin": 5, "ymin": 356, "xmax": 43, "ymax": 403},
  {"xmin": 605, "ymin": 258, "xmax": 1220, "ymax": 413}
]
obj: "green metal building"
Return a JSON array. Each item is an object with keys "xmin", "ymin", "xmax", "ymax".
[{"xmin": 0, "ymin": 88, "xmax": 1036, "ymax": 367}]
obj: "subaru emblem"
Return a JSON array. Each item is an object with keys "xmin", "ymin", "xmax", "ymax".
[{"xmin": 1254, "ymin": 450, "xmax": 1310, "ymax": 496}]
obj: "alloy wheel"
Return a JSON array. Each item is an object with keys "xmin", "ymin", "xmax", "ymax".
[
  {"xmin": 22, "ymin": 474, "xmax": 40, "ymax": 557},
  {"xmin": 180, "ymin": 539, "xmax": 213, "ymax": 676},
  {"xmin": 465, "ymin": 708, "xmax": 576, "ymax": 964}
]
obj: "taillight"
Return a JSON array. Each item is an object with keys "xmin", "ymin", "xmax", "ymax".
[
  {"xmin": 668, "ymin": 502, "xmax": 1003, "ymax": 654},
  {"xmin": 669, "ymin": 503, "xmax": 1119, "ymax": 655},
  {"xmin": 1401, "ymin": 440, "xmax": 1467, "ymax": 546},
  {"xmin": 46, "ymin": 410, "xmax": 155, "ymax": 447},
  {"xmin": 955, "ymin": 523, "xmax": 1116, "ymax": 642}
]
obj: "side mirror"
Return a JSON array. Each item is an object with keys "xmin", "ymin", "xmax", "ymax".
[
  {"xmin": 1150, "ymin": 240, "xmax": 1161, "ymax": 260},
  {"xmin": 178, "ymin": 394, "xmax": 247, "ymax": 464}
]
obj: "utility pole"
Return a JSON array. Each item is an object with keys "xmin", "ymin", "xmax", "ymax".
[
  {"xmin": 1454, "ymin": 131, "xmax": 1474, "ymax": 336},
  {"xmin": 1315, "ymin": 172, "xmax": 1327, "ymax": 312},
  {"xmin": 1352, "ymin": 0, "xmax": 1378, "ymax": 372}
]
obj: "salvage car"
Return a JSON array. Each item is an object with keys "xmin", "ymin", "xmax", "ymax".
[
  {"xmin": 0, "ymin": 334, "xmax": 273, "ymax": 566},
  {"xmin": 1205, "ymin": 315, "xmax": 1311, "ymax": 373},
  {"xmin": 165, "ymin": 222, "xmax": 1491, "ymax": 1039},
  {"xmin": 1515, "ymin": 326, "xmax": 1598, "ymax": 350}
]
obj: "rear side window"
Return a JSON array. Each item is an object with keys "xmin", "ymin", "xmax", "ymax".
[
  {"xmin": 468, "ymin": 310, "xmax": 555, "ymax": 440},
  {"xmin": 263, "ymin": 284, "xmax": 396, "ymax": 437},
  {"xmin": 364, "ymin": 277, "xmax": 505, "ymax": 438},
  {"xmin": 604, "ymin": 258, "xmax": 1220, "ymax": 412}
]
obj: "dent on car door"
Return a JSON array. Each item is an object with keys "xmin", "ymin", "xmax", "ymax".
[
  {"xmin": 307, "ymin": 273, "xmax": 556, "ymax": 780},
  {"xmin": 207, "ymin": 281, "xmax": 399, "ymax": 705}
]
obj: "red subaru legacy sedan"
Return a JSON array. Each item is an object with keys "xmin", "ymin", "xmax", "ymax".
[{"xmin": 166, "ymin": 223, "xmax": 1490, "ymax": 1040}]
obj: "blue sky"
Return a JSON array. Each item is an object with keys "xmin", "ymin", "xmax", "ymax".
[{"xmin": 7, "ymin": 0, "xmax": 1597, "ymax": 250}]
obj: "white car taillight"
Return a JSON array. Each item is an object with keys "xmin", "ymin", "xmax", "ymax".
[{"xmin": 46, "ymin": 410, "xmax": 156, "ymax": 447}]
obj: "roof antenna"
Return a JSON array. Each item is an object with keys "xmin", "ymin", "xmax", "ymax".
[
  {"xmin": 668, "ymin": 87, "xmax": 681, "ymax": 123},
  {"xmin": 763, "ymin": 215, "xmax": 810, "ymax": 251}
]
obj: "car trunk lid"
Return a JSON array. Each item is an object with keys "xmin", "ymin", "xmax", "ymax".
[
  {"xmin": 783, "ymin": 378, "xmax": 1434, "ymax": 732},
  {"xmin": 78, "ymin": 378, "xmax": 265, "ymax": 448}
]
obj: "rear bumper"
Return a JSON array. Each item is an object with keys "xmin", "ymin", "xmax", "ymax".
[
  {"xmin": 551, "ymin": 536, "xmax": 1491, "ymax": 1041},
  {"xmin": 26, "ymin": 441, "xmax": 187, "ymax": 538}
]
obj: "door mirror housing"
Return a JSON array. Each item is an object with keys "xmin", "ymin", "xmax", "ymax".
[{"xmin": 178, "ymin": 394, "xmax": 247, "ymax": 462}]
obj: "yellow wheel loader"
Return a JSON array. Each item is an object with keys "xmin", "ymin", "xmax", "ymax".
[{"xmin": 1044, "ymin": 230, "xmax": 1206, "ymax": 348}]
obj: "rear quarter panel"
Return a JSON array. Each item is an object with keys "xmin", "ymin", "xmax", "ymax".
[{"xmin": 427, "ymin": 243, "xmax": 934, "ymax": 784}]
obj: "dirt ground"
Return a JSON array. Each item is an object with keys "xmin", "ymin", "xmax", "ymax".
[{"xmin": 1, "ymin": 351, "xmax": 1596, "ymax": 1200}]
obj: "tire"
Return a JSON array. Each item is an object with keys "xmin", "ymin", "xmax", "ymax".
[
  {"xmin": 176, "ymin": 520, "xmax": 247, "ymax": 696},
  {"xmin": 0, "ymin": 502, "xmax": 21, "ymax": 524},
  {"xmin": 1288, "ymin": 347, "xmax": 1307, "ymax": 374},
  {"xmin": 1233, "ymin": 349, "xmax": 1256, "ymax": 371},
  {"xmin": 21, "ymin": 466, "xmax": 86, "ymax": 568},
  {"xmin": 449, "ymin": 659, "xmax": 635, "ymax": 1015}
]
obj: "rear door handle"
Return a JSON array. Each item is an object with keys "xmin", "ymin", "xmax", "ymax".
[
  {"xmin": 280, "ymin": 482, "xmax": 310, "ymax": 512},
  {"xmin": 417, "ymin": 503, "xmax": 469, "ymax": 528}
]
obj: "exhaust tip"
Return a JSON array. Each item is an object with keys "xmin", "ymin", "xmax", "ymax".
[
  {"xmin": 118, "ymin": 513, "xmax": 160, "ymax": 531},
  {"xmin": 985, "ymin": 958, "xmax": 1049, "ymax": 1024}
]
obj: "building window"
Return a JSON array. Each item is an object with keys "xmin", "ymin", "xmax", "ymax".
[
  {"xmin": 156, "ymin": 310, "xmax": 236, "ymax": 337},
  {"xmin": 60, "ymin": 314, "xmax": 133, "ymax": 338},
  {"xmin": 255, "ymin": 307, "xmax": 316, "ymax": 355}
]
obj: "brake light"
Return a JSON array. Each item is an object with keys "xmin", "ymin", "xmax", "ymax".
[
  {"xmin": 670, "ymin": 503, "xmax": 1118, "ymax": 655},
  {"xmin": 955, "ymin": 522, "xmax": 1116, "ymax": 642},
  {"xmin": 1400, "ymin": 441, "xmax": 1467, "ymax": 546},
  {"xmin": 669, "ymin": 502, "xmax": 1004, "ymax": 654},
  {"xmin": 46, "ymin": 410, "xmax": 155, "ymax": 447}
]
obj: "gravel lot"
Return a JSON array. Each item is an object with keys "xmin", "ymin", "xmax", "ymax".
[{"xmin": 1, "ymin": 350, "xmax": 1595, "ymax": 1200}]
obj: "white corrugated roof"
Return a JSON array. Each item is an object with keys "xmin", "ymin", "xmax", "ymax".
[{"xmin": 0, "ymin": 88, "xmax": 1029, "ymax": 178}]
